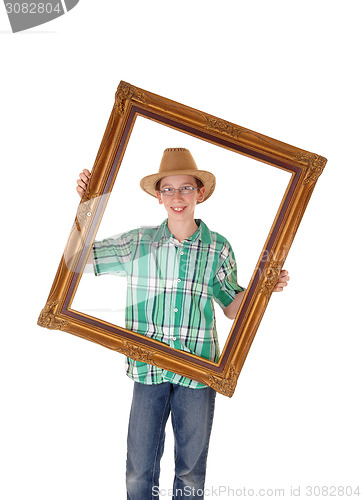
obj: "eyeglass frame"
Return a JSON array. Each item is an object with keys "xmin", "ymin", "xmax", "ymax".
[{"xmin": 158, "ymin": 186, "xmax": 200, "ymax": 196}]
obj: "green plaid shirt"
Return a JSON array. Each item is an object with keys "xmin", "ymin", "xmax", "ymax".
[{"xmin": 93, "ymin": 219, "xmax": 244, "ymax": 389}]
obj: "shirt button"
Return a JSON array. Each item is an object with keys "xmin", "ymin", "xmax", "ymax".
[
  {"xmin": 174, "ymin": 308, "xmax": 178, "ymax": 312},
  {"xmin": 177, "ymin": 279, "xmax": 181, "ymax": 282},
  {"xmin": 180, "ymin": 252, "xmax": 184, "ymax": 255},
  {"xmin": 173, "ymin": 337, "xmax": 177, "ymax": 341}
]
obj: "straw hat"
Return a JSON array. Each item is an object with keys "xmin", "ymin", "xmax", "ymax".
[{"xmin": 140, "ymin": 148, "xmax": 216, "ymax": 203}]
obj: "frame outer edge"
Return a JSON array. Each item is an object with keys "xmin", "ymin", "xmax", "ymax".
[
  {"xmin": 119, "ymin": 81, "xmax": 322, "ymax": 171},
  {"xmin": 38, "ymin": 80, "xmax": 328, "ymax": 398}
]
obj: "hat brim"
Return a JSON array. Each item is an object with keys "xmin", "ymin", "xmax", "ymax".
[{"xmin": 140, "ymin": 169, "xmax": 216, "ymax": 203}]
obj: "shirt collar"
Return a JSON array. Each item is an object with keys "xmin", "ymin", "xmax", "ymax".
[{"xmin": 152, "ymin": 219, "xmax": 213, "ymax": 245}]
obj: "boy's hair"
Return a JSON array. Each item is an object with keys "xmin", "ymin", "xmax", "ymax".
[{"xmin": 155, "ymin": 177, "xmax": 204, "ymax": 192}]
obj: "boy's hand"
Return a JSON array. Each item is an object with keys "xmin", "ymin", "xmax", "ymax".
[
  {"xmin": 76, "ymin": 169, "xmax": 91, "ymax": 198},
  {"xmin": 273, "ymin": 269, "xmax": 290, "ymax": 292}
]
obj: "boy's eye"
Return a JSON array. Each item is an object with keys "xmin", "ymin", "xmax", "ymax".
[{"xmin": 160, "ymin": 186, "xmax": 197, "ymax": 196}]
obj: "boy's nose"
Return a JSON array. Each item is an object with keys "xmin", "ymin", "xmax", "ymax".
[{"xmin": 172, "ymin": 189, "xmax": 183, "ymax": 199}]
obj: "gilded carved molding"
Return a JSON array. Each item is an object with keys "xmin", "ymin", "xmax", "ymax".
[
  {"xmin": 203, "ymin": 116, "xmax": 247, "ymax": 139},
  {"xmin": 115, "ymin": 82, "xmax": 147, "ymax": 116},
  {"xmin": 116, "ymin": 340, "xmax": 156, "ymax": 364},
  {"xmin": 37, "ymin": 300, "xmax": 70, "ymax": 331},
  {"xmin": 209, "ymin": 364, "xmax": 238, "ymax": 397},
  {"xmin": 295, "ymin": 153, "xmax": 327, "ymax": 185},
  {"xmin": 259, "ymin": 259, "xmax": 284, "ymax": 301},
  {"xmin": 75, "ymin": 191, "xmax": 100, "ymax": 232}
]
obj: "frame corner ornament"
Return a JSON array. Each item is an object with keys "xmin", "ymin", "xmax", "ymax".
[
  {"xmin": 115, "ymin": 81, "xmax": 147, "ymax": 116},
  {"xmin": 37, "ymin": 300, "xmax": 69, "ymax": 331},
  {"xmin": 295, "ymin": 153, "xmax": 327, "ymax": 185},
  {"xmin": 209, "ymin": 364, "xmax": 238, "ymax": 397}
]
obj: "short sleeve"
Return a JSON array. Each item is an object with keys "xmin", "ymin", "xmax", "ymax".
[
  {"xmin": 92, "ymin": 232, "xmax": 135, "ymax": 277},
  {"xmin": 213, "ymin": 241, "xmax": 245, "ymax": 309}
]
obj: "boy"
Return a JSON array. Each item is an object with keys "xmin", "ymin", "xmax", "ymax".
[{"xmin": 76, "ymin": 148, "xmax": 289, "ymax": 499}]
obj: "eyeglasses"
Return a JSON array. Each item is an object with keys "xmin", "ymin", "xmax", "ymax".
[{"xmin": 159, "ymin": 186, "xmax": 198, "ymax": 196}]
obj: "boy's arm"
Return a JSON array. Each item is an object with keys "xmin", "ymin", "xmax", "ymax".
[
  {"xmin": 223, "ymin": 270, "xmax": 290, "ymax": 320},
  {"xmin": 64, "ymin": 169, "xmax": 94, "ymax": 270},
  {"xmin": 77, "ymin": 169, "xmax": 93, "ymax": 266},
  {"xmin": 223, "ymin": 290, "xmax": 246, "ymax": 320}
]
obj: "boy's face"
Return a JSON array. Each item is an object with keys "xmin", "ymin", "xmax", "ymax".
[{"xmin": 156, "ymin": 175, "xmax": 205, "ymax": 221}]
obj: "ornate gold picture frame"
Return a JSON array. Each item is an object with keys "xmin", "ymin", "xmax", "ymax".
[{"xmin": 38, "ymin": 81, "xmax": 327, "ymax": 397}]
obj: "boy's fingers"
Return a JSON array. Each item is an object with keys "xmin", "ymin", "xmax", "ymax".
[
  {"xmin": 76, "ymin": 170, "xmax": 90, "ymax": 198},
  {"xmin": 273, "ymin": 278, "xmax": 289, "ymax": 292},
  {"xmin": 79, "ymin": 172, "xmax": 89, "ymax": 183},
  {"xmin": 278, "ymin": 271, "xmax": 290, "ymax": 282},
  {"xmin": 268, "ymin": 270, "xmax": 290, "ymax": 293},
  {"xmin": 274, "ymin": 284, "xmax": 287, "ymax": 292}
]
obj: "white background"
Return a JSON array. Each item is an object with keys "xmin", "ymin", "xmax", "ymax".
[{"xmin": 1, "ymin": 1, "xmax": 361, "ymax": 499}]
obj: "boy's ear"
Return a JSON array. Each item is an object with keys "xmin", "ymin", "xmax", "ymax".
[
  {"xmin": 156, "ymin": 191, "xmax": 163, "ymax": 204},
  {"xmin": 197, "ymin": 186, "xmax": 206, "ymax": 203}
]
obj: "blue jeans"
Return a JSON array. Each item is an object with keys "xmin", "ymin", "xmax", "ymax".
[{"xmin": 126, "ymin": 382, "xmax": 216, "ymax": 500}]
